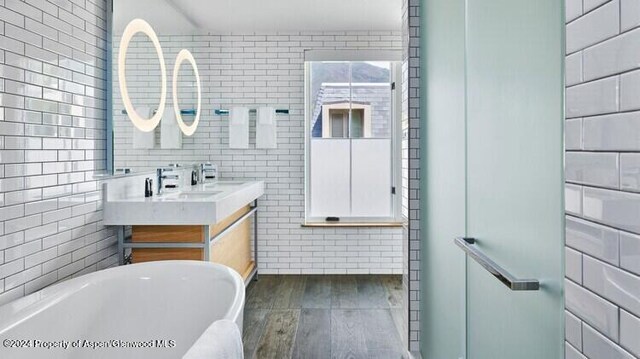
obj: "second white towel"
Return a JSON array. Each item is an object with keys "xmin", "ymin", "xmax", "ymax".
[
  {"xmin": 161, "ymin": 110, "xmax": 182, "ymax": 149},
  {"xmin": 229, "ymin": 107, "xmax": 249, "ymax": 149},
  {"xmin": 256, "ymin": 106, "xmax": 277, "ymax": 149},
  {"xmin": 132, "ymin": 106, "xmax": 155, "ymax": 149}
]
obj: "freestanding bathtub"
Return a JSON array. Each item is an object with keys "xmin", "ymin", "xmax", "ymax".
[{"xmin": 0, "ymin": 261, "xmax": 245, "ymax": 359}]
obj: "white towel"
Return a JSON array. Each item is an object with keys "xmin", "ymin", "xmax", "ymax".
[
  {"xmin": 229, "ymin": 107, "xmax": 249, "ymax": 149},
  {"xmin": 257, "ymin": 106, "xmax": 273, "ymax": 125},
  {"xmin": 256, "ymin": 106, "xmax": 277, "ymax": 149},
  {"xmin": 182, "ymin": 319, "xmax": 244, "ymax": 359},
  {"xmin": 161, "ymin": 110, "xmax": 182, "ymax": 149},
  {"xmin": 132, "ymin": 107, "xmax": 155, "ymax": 149}
]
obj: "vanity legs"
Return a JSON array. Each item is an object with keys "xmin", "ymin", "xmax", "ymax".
[
  {"xmin": 253, "ymin": 199, "xmax": 259, "ymax": 282},
  {"xmin": 117, "ymin": 226, "xmax": 125, "ymax": 265},
  {"xmin": 203, "ymin": 224, "xmax": 211, "ymax": 261}
]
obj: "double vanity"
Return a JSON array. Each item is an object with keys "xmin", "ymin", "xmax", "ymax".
[{"xmin": 103, "ymin": 171, "xmax": 264, "ymax": 285}]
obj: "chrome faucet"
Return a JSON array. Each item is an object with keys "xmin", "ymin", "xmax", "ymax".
[
  {"xmin": 199, "ymin": 163, "xmax": 217, "ymax": 183},
  {"xmin": 156, "ymin": 167, "xmax": 180, "ymax": 195}
]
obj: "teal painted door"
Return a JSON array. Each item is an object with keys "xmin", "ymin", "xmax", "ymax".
[{"xmin": 464, "ymin": 0, "xmax": 564, "ymax": 358}]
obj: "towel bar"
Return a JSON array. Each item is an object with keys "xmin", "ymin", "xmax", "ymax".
[
  {"xmin": 214, "ymin": 108, "xmax": 289, "ymax": 115},
  {"xmin": 121, "ymin": 109, "xmax": 197, "ymax": 115},
  {"xmin": 454, "ymin": 237, "xmax": 540, "ymax": 291}
]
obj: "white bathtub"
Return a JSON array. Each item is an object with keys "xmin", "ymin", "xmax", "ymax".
[{"xmin": 0, "ymin": 261, "xmax": 245, "ymax": 359}]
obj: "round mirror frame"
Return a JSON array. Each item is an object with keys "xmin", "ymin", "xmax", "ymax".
[
  {"xmin": 118, "ymin": 19, "xmax": 167, "ymax": 132},
  {"xmin": 172, "ymin": 49, "xmax": 201, "ymax": 136}
]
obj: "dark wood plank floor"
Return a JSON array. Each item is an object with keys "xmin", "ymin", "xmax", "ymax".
[{"xmin": 243, "ymin": 275, "xmax": 407, "ymax": 359}]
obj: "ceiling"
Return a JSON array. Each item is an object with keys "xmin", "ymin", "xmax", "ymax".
[{"xmin": 113, "ymin": 0, "xmax": 402, "ymax": 34}]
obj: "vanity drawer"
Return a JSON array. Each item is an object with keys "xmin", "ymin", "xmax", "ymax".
[
  {"xmin": 132, "ymin": 248, "xmax": 203, "ymax": 262},
  {"xmin": 132, "ymin": 225, "xmax": 205, "ymax": 243},
  {"xmin": 129, "ymin": 205, "xmax": 256, "ymax": 280}
]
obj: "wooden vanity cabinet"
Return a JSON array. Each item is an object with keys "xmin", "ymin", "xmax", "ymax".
[{"xmin": 130, "ymin": 205, "xmax": 255, "ymax": 281}]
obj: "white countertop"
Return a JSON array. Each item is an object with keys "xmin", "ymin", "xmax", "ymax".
[{"xmin": 103, "ymin": 180, "xmax": 264, "ymax": 226}]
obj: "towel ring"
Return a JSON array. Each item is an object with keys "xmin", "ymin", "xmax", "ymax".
[
  {"xmin": 172, "ymin": 49, "xmax": 201, "ymax": 136},
  {"xmin": 118, "ymin": 19, "xmax": 166, "ymax": 132}
]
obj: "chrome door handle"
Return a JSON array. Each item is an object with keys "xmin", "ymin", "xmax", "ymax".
[{"xmin": 455, "ymin": 237, "xmax": 540, "ymax": 291}]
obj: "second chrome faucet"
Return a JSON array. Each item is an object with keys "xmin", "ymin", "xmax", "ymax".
[{"xmin": 156, "ymin": 167, "xmax": 180, "ymax": 195}]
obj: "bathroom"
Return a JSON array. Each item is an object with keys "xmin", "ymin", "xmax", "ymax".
[{"xmin": 0, "ymin": 0, "xmax": 639, "ymax": 358}]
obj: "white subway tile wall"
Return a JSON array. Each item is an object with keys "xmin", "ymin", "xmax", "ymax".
[
  {"xmin": 621, "ymin": 0, "xmax": 640, "ymax": 32},
  {"xmin": 567, "ymin": 310, "xmax": 584, "ymax": 349},
  {"xmin": 565, "ymin": 278, "xmax": 620, "ymax": 341},
  {"xmin": 567, "ymin": 0, "xmax": 584, "ymax": 23},
  {"xmin": 566, "ymin": 52, "xmax": 584, "ymax": 86},
  {"xmin": 584, "ymin": 0, "xmax": 612, "ymax": 12},
  {"xmin": 566, "ymin": 118, "xmax": 583, "ymax": 150},
  {"xmin": 0, "ymin": 0, "xmax": 117, "ymax": 305},
  {"xmin": 583, "ymin": 112, "xmax": 640, "ymax": 150},
  {"xmin": 620, "ymin": 310, "xmax": 640, "ymax": 357},
  {"xmin": 583, "ymin": 28, "xmax": 640, "ymax": 80},
  {"xmin": 567, "ymin": 342, "xmax": 589, "ymax": 359},
  {"xmin": 620, "ymin": 70, "xmax": 640, "ymax": 111},
  {"xmin": 619, "ymin": 232, "xmax": 640, "ymax": 275},
  {"xmin": 112, "ymin": 30, "xmax": 405, "ymax": 276},
  {"xmin": 565, "ymin": 0, "xmax": 640, "ymax": 357},
  {"xmin": 565, "ymin": 152, "xmax": 619, "ymax": 188},
  {"xmin": 566, "ymin": 0, "xmax": 620, "ymax": 54},
  {"xmin": 566, "ymin": 247, "xmax": 584, "ymax": 284},
  {"xmin": 566, "ymin": 76, "xmax": 619, "ymax": 118},
  {"xmin": 402, "ymin": 0, "xmax": 421, "ymax": 352},
  {"xmin": 566, "ymin": 216, "xmax": 620, "ymax": 265}
]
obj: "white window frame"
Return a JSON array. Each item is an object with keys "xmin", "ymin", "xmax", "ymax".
[
  {"xmin": 322, "ymin": 102, "xmax": 371, "ymax": 138},
  {"xmin": 303, "ymin": 50, "xmax": 403, "ymax": 224}
]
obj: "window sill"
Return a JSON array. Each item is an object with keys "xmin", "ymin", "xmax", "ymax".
[{"xmin": 301, "ymin": 222, "xmax": 404, "ymax": 228}]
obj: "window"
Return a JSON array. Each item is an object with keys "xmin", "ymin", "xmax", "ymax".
[
  {"xmin": 305, "ymin": 60, "xmax": 400, "ymax": 223},
  {"xmin": 329, "ymin": 108, "xmax": 348, "ymax": 138},
  {"xmin": 322, "ymin": 103, "xmax": 370, "ymax": 138}
]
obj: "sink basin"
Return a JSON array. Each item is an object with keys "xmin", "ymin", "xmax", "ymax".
[
  {"xmin": 161, "ymin": 191, "xmax": 222, "ymax": 200},
  {"xmin": 202, "ymin": 182, "xmax": 240, "ymax": 190}
]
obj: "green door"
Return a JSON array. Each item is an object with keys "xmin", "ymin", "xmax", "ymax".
[
  {"xmin": 464, "ymin": 0, "xmax": 564, "ymax": 358},
  {"xmin": 421, "ymin": 0, "xmax": 563, "ymax": 357}
]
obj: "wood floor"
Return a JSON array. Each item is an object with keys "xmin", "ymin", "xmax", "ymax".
[{"xmin": 243, "ymin": 275, "xmax": 407, "ymax": 359}]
